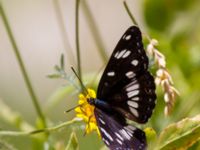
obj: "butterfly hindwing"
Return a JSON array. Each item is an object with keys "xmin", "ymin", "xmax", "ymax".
[
  {"xmin": 94, "ymin": 108, "xmax": 147, "ymax": 150},
  {"xmin": 107, "ymin": 71, "xmax": 156, "ymax": 123},
  {"xmin": 97, "ymin": 26, "xmax": 156, "ymax": 123}
]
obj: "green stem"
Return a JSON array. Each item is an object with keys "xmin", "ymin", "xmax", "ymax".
[
  {"xmin": 75, "ymin": 0, "xmax": 82, "ymax": 84},
  {"xmin": 82, "ymin": 1, "xmax": 108, "ymax": 62},
  {"xmin": 0, "ymin": 118, "xmax": 81, "ymax": 137},
  {"xmin": 0, "ymin": 2, "xmax": 46, "ymax": 128},
  {"xmin": 123, "ymin": 1, "xmax": 138, "ymax": 25},
  {"xmin": 53, "ymin": 0, "xmax": 76, "ymax": 65}
]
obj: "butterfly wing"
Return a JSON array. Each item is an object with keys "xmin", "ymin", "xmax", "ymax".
[
  {"xmin": 97, "ymin": 26, "xmax": 156, "ymax": 123},
  {"xmin": 94, "ymin": 108, "xmax": 146, "ymax": 150}
]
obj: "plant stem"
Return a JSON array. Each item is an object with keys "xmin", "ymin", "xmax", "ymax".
[
  {"xmin": 81, "ymin": 1, "xmax": 108, "ymax": 62},
  {"xmin": 0, "ymin": 2, "xmax": 47, "ymax": 128},
  {"xmin": 0, "ymin": 118, "xmax": 81, "ymax": 137},
  {"xmin": 75, "ymin": 0, "xmax": 82, "ymax": 82},
  {"xmin": 123, "ymin": 1, "xmax": 138, "ymax": 25},
  {"xmin": 53, "ymin": 0, "xmax": 76, "ymax": 65}
]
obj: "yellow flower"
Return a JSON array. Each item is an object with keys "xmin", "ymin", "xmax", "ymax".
[{"xmin": 75, "ymin": 88, "xmax": 100, "ymax": 136}]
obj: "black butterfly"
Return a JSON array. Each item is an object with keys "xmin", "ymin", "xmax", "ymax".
[{"xmin": 87, "ymin": 26, "xmax": 156, "ymax": 150}]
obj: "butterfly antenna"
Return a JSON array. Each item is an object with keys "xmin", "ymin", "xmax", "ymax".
[
  {"xmin": 71, "ymin": 66, "xmax": 88, "ymax": 95},
  {"xmin": 65, "ymin": 104, "xmax": 80, "ymax": 113}
]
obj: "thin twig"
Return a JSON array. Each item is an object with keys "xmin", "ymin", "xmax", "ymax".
[
  {"xmin": 123, "ymin": 1, "xmax": 138, "ymax": 25},
  {"xmin": 75, "ymin": 0, "xmax": 82, "ymax": 85},
  {"xmin": 82, "ymin": 0, "xmax": 108, "ymax": 62},
  {"xmin": 0, "ymin": 2, "xmax": 47, "ymax": 128},
  {"xmin": 52, "ymin": 0, "xmax": 76, "ymax": 65},
  {"xmin": 0, "ymin": 118, "xmax": 81, "ymax": 137}
]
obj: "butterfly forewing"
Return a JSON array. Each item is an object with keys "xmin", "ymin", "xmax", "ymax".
[
  {"xmin": 94, "ymin": 108, "xmax": 147, "ymax": 150},
  {"xmin": 97, "ymin": 26, "xmax": 156, "ymax": 123},
  {"xmin": 97, "ymin": 26, "xmax": 148, "ymax": 99}
]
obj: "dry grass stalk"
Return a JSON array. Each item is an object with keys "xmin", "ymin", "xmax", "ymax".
[{"xmin": 147, "ymin": 39, "xmax": 180, "ymax": 115}]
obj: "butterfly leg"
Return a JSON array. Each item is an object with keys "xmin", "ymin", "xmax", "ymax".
[
  {"xmin": 83, "ymin": 114, "xmax": 95, "ymax": 136},
  {"xmin": 78, "ymin": 106, "xmax": 94, "ymax": 136}
]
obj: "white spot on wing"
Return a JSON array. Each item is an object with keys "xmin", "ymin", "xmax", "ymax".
[
  {"xmin": 130, "ymin": 107, "xmax": 139, "ymax": 117},
  {"xmin": 103, "ymin": 138, "xmax": 110, "ymax": 146},
  {"xmin": 131, "ymin": 60, "xmax": 139, "ymax": 66},
  {"xmin": 107, "ymin": 71, "xmax": 115, "ymax": 77},
  {"xmin": 100, "ymin": 127, "xmax": 113, "ymax": 142},
  {"xmin": 120, "ymin": 129, "xmax": 131, "ymax": 140},
  {"xmin": 105, "ymin": 140, "xmax": 110, "ymax": 145},
  {"xmin": 99, "ymin": 118, "xmax": 105, "ymax": 125},
  {"xmin": 116, "ymin": 139, "xmax": 123, "ymax": 145},
  {"xmin": 125, "ymin": 71, "xmax": 135, "ymax": 79},
  {"xmin": 122, "ymin": 50, "xmax": 131, "ymax": 58},
  {"xmin": 125, "ymin": 126, "xmax": 135, "ymax": 134},
  {"xmin": 126, "ymin": 84, "xmax": 139, "ymax": 91},
  {"xmin": 123, "ymin": 34, "xmax": 131, "ymax": 40},
  {"xmin": 127, "ymin": 90, "xmax": 139, "ymax": 98},
  {"xmin": 132, "ymin": 97, "xmax": 139, "ymax": 101},
  {"xmin": 126, "ymin": 131, "xmax": 132, "ymax": 137},
  {"xmin": 115, "ymin": 132, "xmax": 123, "ymax": 141},
  {"xmin": 115, "ymin": 49, "xmax": 126, "ymax": 59},
  {"xmin": 128, "ymin": 101, "xmax": 139, "ymax": 108},
  {"xmin": 114, "ymin": 51, "xmax": 119, "ymax": 58},
  {"xmin": 127, "ymin": 80, "xmax": 137, "ymax": 87},
  {"xmin": 127, "ymin": 125, "xmax": 136, "ymax": 131}
]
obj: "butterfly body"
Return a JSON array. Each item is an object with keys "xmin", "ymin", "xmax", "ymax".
[
  {"xmin": 86, "ymin": 26, "xmax": 156, "ymax": 150},
  {"xmin": 88, "ymin": 98, "xmax": 112, "ymax": 113}
]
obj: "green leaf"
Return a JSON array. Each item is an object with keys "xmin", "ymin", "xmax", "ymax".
[
  {"xmin": 54, "ymin": 65, "xmax": 61, "ymax": 72},
  {"xmin": 65, "ymin": 132, "xmax": 78, "ymax": 150},
  {"xmin": 100, "ymin": 145, "xmax": 108, "ymax": 150},
  {"xmin": 156, "ymin": 114, "xmax": 200, "ymax": 150},
  {"xmin": 144, "ymin": 127, "xmax": 157, "ymax": 150}
]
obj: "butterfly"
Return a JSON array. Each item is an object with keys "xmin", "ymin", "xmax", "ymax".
[{"xmin": 87, "ymin": 26, "xmax": 156, "ymax": 150}]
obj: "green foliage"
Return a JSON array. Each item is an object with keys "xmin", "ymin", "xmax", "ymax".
[
  {"xmin": 144, "ymin": 127, "xmax": 157, "ymax": 149},
  {"xmin": 65, "ymin": 132, "xmax": 78, "ymax": 150},
  {"xmin": 0, "ymin": 140, "xmax": 16, "ymax": 150},
  {"xmin": 144, "ymin": 0, "xmax": 173, "ymax": 31},
  {"xmin": 144, "ymin": 0, "xmax": 199, "ymax": 31},
  {"xmin": 47, "ymin": 54, "xmax": 68, "ymax": 80},
  {"xmin": 156, "ymin": 114, "xmax": 200, "ymax": 150}
]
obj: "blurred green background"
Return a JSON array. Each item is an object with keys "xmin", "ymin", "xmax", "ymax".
[{"xmin": 0, "ymin": 0, "xmax": 200, "ymax": 149}]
